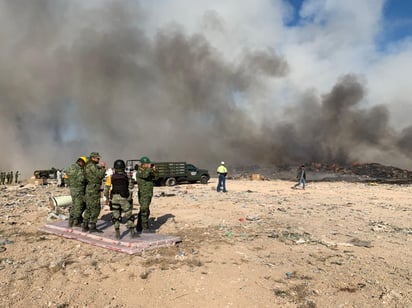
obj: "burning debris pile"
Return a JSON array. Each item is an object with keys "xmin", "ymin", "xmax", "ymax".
[
  {"xmin": 311, "ymin": 162, "xmax": 412, "ymax": 184},
  {"xmin": 231, "ymin": 162, "xmax": 412, "ymax": 184},
  {"xmin": 350, "ymin": 163, "xmax": 412, "ymax": 180}
]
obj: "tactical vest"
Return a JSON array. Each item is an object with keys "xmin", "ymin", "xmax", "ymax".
[{"xmin": 111, "ymin": 173, "xmax": 130, "ymax": 198}]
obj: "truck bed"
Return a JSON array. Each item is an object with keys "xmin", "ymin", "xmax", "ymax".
[{"xmin": 155, "ymin": 162, "xmax": 186, "ymax": 177}]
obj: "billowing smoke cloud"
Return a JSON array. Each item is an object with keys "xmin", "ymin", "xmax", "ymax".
[
  {"xmin": 0, "ymin": 0, "xmax": 411, "ymax": 177},
  {"xmin": 271, "ymin": 75, "xmax": 393, "ymax": 163}
]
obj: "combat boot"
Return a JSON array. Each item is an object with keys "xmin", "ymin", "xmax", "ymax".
[
  {"xmin": 68, "ymin": 216, "xmax": 74, "ymax": 228},
  {"xmin": 141, "ymin": 220, "xmax": 153, "ymax": 233},
  {"xmin": 82, "ymin": 221, "xmax": 89, "ymax": 232},
  {"xmin": 73, "ymin": 218, "xmax": 82, "ymax": 227},
  {"xmin": 115, "ymin": 228, "xmax": 120, "ymax": 240},
  {"xmin": 135, "ymin": 219, "xmax": 143, "ymax": 234},
  {"xmin": 129, "ymin": 227, "xmax": 138, "ymax": 239},
  {"xmin": 89, "ymin": 223, "xmax": 103, "ymax": 233}
]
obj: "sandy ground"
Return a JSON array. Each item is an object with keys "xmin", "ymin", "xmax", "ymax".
[{"xmin": 0, "ymin": 178, "xmax": 411, "ymax": 308}]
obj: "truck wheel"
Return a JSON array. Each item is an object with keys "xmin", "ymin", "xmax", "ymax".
[
  {"xmin": 165, "ymin": 177, "xmax": 177, "ymax": 186},
  {"xmin": 200, "ymin": 175, "xmax": 209, "ymax": 184}
]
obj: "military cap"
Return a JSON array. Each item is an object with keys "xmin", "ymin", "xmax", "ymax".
[{"xmin": 90, "ymin": 152, "xmax": 101, "ymax": 158}]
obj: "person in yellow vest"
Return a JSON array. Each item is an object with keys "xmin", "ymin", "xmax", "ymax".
[{"xmin": 216, "ymin": 161, "xmax": 228, "ymax": 192}]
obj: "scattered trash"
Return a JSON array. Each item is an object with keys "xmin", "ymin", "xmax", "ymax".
[
  {"xmin": 175, "ymin": 250, "xmax": 186, "ymax": 261},
  {"xmin": 370, "ymin": 220, "xmax": 412, "ymax": 235},
  {"xmin": 295, "ymin": 239, "xmax": 306, "ymax": 244},
  {"xmin": 140, "ymin": 271, "xmax": 150, "ymax": 279},
  {"xmin": 273, "ymin": 289, "xmax": 288, "ymax": 297},
  {"xmin": 246, "ymin": 215, "xmax": 260, "ymax": 221},
  {"xmin": 223, "ymin": 230, "xmax": 233, "ymax": 237},
  {"xmin": 268, "ymin": 230, "xmax": 312, "ymax": 244},
  {"xmin": 47, "ymin": 212, "xmax": 68, "ymax": 221},
  {"xmin": 250, "ymin": 174, "xmax": 264, "ymax": 181},
  {"xmin": 157, "ymin": 192, "xmax": 176, "ymax": 197},
  {"xmin": 0, "ymin": 239, "xmax": 14, "ymax": 245},
  {"xmin": 268, "ymin": 232, "xmax": 279, "ymax": 239},
  {"xmin": 238, "ymin": 217, "xmax": 245, "ymax": 222},
  {"xmin": 349, "ymin": 238, "xmax": 373, "ymax": 248}
]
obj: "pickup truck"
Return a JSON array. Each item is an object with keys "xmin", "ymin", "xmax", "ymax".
[{"xmin": 126, "ymin": 160, "xmax": 210, "ymax": 186}]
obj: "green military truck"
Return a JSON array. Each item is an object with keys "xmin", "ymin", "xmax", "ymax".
[
  {"xmin": 33, "ymin": 168, "xmax": 57, "ymax": 179},
  {"xmin": 126, "ymin": 160, "xmax": 210, "ymax": 186}
]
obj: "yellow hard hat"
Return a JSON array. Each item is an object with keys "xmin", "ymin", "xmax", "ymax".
[{"xmin": 79, "ymin": 156, "xmax": 88, "ymax": 163}]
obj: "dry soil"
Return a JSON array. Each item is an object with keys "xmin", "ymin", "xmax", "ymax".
[{"xmin": 0, "ymin": 178, "xmax": 411, "ymax": 307}]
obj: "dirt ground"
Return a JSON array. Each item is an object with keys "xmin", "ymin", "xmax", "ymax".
[{"xmin": 0, "ymin": 178, "xmax": 411, "ymax": 308}]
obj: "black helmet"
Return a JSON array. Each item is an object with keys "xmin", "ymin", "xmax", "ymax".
[{"xmin": 113, "ymin": 159, "xmax": 126, "ymax": 169}]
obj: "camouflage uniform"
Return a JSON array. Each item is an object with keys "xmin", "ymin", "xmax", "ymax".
[
  {"xmin": 14, "ymin": 171, "xmax": 20, "ymax": 184},
  {"xmin": 83, "ymin": 152, "xmax": 106, "ymax": 232},
  {"xmin": 66, "ymin": 160, "xmax": 87, "ymax": 227},
  {"xmin": 104, "ymin": 166, "xmax": 136, "ymax": 239},
  {"xmin": 0, "ymin": 172, "xmax": 5, "ymax": 185},
  {"xmin": 136, "ymin": 164, "xmax": 158, "ymax": 232}
]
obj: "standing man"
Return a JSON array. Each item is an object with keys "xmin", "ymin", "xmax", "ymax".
[
  {"xmin": 83, "ymin": 152, "xmax": 106, "ymax": 233},
  {"xmin": 216, "ymin": 161, "xmax": 228, "ymax": 192},
  {"xmin": 104, "ymin": 159, "xmax": 136, "ymax": 239},
  {"xmin": 66, "ymin": 156, "xmax": 88, "ymax": 228},
  {"xmin": 0, "ymin": 172, "xmax": 5, "ymax": 185},
  {"xmin": 292, "ymin": 164, "xmax": 306, "ymax": 190},
  {"xmin": 136, "ymin": 156, "xmax": 158, "ymax": 233},
  {"xmin": 56, "ymin": 169, "xmax": 62, "ymax": 187},
  {"xmin": 14, "ymin": 171, "xmax": 20, "ymax": 184}
]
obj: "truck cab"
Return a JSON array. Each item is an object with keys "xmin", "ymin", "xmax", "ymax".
[{"xmin": 186, "ymin": 163, "xmax": 208, "ymax": 183}]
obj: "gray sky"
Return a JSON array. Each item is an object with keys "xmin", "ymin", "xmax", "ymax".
[{"xmin": 1, "ymin": 0, "xmax": 411, "ymax": 177}]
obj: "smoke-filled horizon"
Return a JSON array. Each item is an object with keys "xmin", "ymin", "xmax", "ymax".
[{"xmin": 1, "ymin": 0, "xmax": 411, "ymax": 177}]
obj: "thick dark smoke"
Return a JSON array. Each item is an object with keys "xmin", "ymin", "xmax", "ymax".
[
  {"xmin": 269, "ymin": 75, "xmax": 396, "ymax": 164},
  {"xmin": 0, "ymin": 1, "xmax": 410, "ymax": 177}
]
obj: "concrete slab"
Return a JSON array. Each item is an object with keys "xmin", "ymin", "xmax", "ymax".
[{"xmin": 39, "ymin": 220, "xmax": 181, "ymax": 255}]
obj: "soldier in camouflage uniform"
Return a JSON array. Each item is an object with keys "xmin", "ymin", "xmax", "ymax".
[
  {"xmin": 14, "ymin": 171, "xmax": 20, "ymax": 184},
  {"xmin": 66, "ymin": 156, "xmax": 88, "ymax": 228},
  {"xmin": 104, "ymin": 159, "xmax": 137, "ymax": 239},
  {"xmin": 83, "ymin": 152, "xmax": 106, "ymax": 233},
  {"xmin": 0, "ymin": 172, "xmax": 5, "ymax": 185},
  {"xmin": 136, "ymin": 156, "xmax": 158, "ymax": 233}
]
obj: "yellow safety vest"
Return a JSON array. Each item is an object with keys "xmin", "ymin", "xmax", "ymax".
[{"xmin": 217, "ymin": 165, "xmax": 227, "ymax": 174}]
